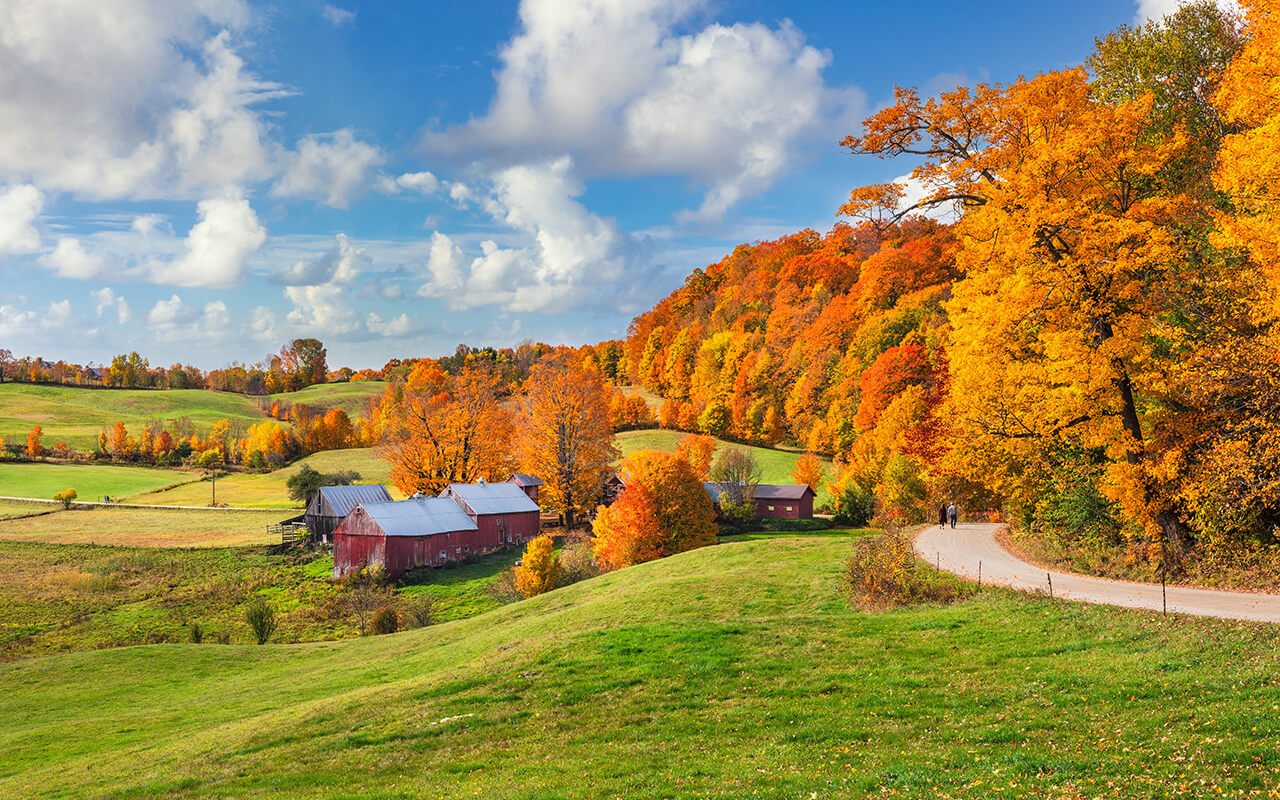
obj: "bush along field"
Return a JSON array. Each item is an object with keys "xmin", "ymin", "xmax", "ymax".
[{"xmin": 0, "ymin": 536, "xmax": 1277, "ymax": 798}]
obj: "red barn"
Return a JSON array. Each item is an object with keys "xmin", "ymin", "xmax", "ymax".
[
  {"xmin": 704, "ymin": 482, "xmax": 816, "ymax": 520},
  {"xmin": 439, "ymin": 482, "xmax": 541, "ymax": 548},
  {"xmin": 305, "ymin": 484, "xmax": 393, "ymax": 544},
  {"xmin": 332, "ymin": 496, "xmax": 479, "ymax": 577},
  {"xmin": 507, "ymin": 474, "xmax": 544, "ymax": 503},
  {"xmin": 752, "ymin": 485, "xmax": 816, "ymax": 519}
]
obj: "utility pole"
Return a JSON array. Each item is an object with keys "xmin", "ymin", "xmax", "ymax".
[{"xmin": 211, "ymin": 468, "xmax": 217, "ymax": 507}]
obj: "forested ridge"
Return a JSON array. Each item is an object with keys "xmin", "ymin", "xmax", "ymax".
[{"xmin": 614, "ymin": 1, "xmax": 1280, "ymax": 580}]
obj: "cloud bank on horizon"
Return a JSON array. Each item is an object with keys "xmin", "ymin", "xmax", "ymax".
[{"xmin": 0, "ymin": 0, "xmax": 1204, "ymax": 368}]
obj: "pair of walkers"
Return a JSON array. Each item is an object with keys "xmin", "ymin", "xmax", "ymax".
[{"xmin": 937, "ymin": 502, "xmax": 958, "ymax": 529}]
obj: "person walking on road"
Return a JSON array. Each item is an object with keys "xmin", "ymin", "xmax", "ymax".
[
  {"xmin": 947, "ymin": 502, "xmax": 958, "ymax": 529},
  {"xmin": 938, "ymin": 502, "xmax": 947, "ymax": 529}
]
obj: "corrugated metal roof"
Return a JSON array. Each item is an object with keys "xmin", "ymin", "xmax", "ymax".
[
  {"xmin": 445, "ymin": 483, "xmax": 541, "ymax": 515},
  {"xmin": 358, "ymin": 497, "xmax": 478, "ymax": 537},
  {"xmin": 703, "ymin": 482, "xmax": 812, "ymax": 502},
  {"xmin": 318, "ymin": 484, "xmax": 393, "ymax": 517},
  {"xmin": 510, "ymin": 473, "xmax": 544, "ymax": 487},
  {"xmin": 754, "ymin": 484, "xmax": 814, "ymax": 500}
]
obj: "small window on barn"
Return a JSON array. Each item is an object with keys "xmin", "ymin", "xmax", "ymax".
[
  {"xmin": 464, "ymin": 546, "xmax": 470, "ymax": 553},
  {"xmin": 767, "ymin": 505, "xmax": 775, "ymax": 511},
  {"xmin": 786, "ymin": 505, "xmax": 793, "ymax": 512},
  {"xmin": 456, "ymin": 546, "xmax": 462, "ymax": 553},
  {"xmin": 439, "ymin": 550, "xmax": 447, "ymax": 559}
]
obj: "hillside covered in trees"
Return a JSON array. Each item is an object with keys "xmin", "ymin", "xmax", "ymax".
[{"xmin": 615, "ymin": 0, "xmax": 1280, "ymax": 581}]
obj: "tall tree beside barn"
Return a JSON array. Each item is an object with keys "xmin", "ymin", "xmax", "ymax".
[
  {"xmin": 380, "ymin": 362, "xmax": 516, "ymax": 494},
  {"xmin": 592, "ymin": 450, "xmax": 717, "ymax": 571},
  {"xmin": 517, "ymin": 361, "xmax": 617, "ymax": 529}
]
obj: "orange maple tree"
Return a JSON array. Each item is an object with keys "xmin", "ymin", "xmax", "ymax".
[
  {"xmin": 379, "ymin": 363, "xmax": 516, "ymax": 495},
  {"xmin": 592, "ymin": 450, "xmax": 717, "ymax": 571},
  {"xmin": 516, "ymin": 361, "xmax": 617, "ymax": 529}
]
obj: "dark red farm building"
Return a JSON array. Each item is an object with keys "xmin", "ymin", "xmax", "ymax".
[
  {"xmin": 508, "ymin": 474, "xmax": 544, "ymax": 502},
  {"xmin": 305, "ymin": 484, "xmax": 393, "ymax": 543},
  {"xmin": 703, "ymin": 482, "xmax": 816, "ymax": 520},
  {"xmin": 439, "ymin": 482, "xmax": 541, "ymax": 548},
  {"xmin": 752, "ymin": 484, "xmax": 816, "ymax": 519},
  {"xmin": 332, "ymin": 496, "xmax": 479, "ymax": 577}
]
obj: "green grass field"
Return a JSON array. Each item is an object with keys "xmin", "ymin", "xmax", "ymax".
[
  {"xmin": 0, "ymin": 384, "xmax": 271, "ymax": 451},
  {"xmin": 130, "ymin": 448, "xmax": 396, "ymax": 508},
  {"xmin": 0, "ymin": 382, "xmax": 385, "ymax": 452},
  {"xmin": 0, "ymin": 536, "xmax": 1275, "ymax": 797},
  {"xmin": 0, "ymin": 502, "xmax": 284, "ymax": 548},
  {"xmin": 616, "ymin": 429, "xmax": 834, "ymax": 505},
  {"xmin": 266, "ymin": 380, "xmax": 386, "ymax": 416},
  {"xmin": 0, "ymin": 461, "xmax": 198, "ymax": 501}
]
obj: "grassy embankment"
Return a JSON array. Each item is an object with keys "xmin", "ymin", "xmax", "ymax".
[
  {"xmin": 0, "ymin": 529, "xmax": 549, "ymax": 660},
  {"xmin": 0, "ymin": 535, "xmax": 1276, "ymax": 798},
  {"xmin": 265, "ymin": 380, "xmax": 386, "ymax": 417},
  {"xmin": 616, "ymin": 428, "xmax": 835, "ymax": 506},
  {"xmin": 0, "ymin": 461, "xmax": 197, "ymax": 500}
]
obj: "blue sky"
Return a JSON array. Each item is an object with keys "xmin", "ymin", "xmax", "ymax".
[{"xmin": 0, "ymin": 0, "xmax": 1199, "ymax": 370}]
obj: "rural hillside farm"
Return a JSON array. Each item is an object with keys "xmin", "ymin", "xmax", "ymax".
[{"xmin": 1, "ymin": 0, "xmax": 1278, "ymax": 797}]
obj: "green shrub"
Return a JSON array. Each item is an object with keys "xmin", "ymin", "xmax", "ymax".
[
  {"xmin": 369, "ymin": 606, "xmax": 399, "ymax": 635},
  {"xmin": 188, "ymin": 621, "xmax": 203, "ymax": 644},
  {"xmin": 717, "ymin": 500, "xmax": 762, "ymax": 535},
  {"xmin": 762, "ymin": 518, "xmax": 834, "ymax": 532},
  {"xmin": 843, "ymin": 530, "xmax": 972, "ymax": 611},
  {"xmin": 245, "ymin": 599, "xmax": 277, "ymax": 645},
  {"xmin": 401, "ymin": 594, "xmax": 435, "ymax": 629},
  {"xmin": 833, "ymin": 484, "xmax": 875, "ymax": 527},
  {"xmin": 556, "ymin": 539, "xmax": 601, "ymax": 588},
  {"xmin": 487, "ymin": 568, "xmax": 523, "ymax": 604}
]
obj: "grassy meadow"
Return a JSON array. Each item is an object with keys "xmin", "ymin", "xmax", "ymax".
[
  {"xmin": 0, "ymin": 534, "xmax": 546, "ymax": 661},
  {"xmin": 0, "ymin": 535, "xmax": 1276, "ymax": 798},
  {"xmin": 130, "ymin": 447, "xmax": 396, "ymax": 508},
  {"xmin": 266, "ymin": 380, "xmax": 386, "ymax": 416},
  {"xmin": 0, "ymin": 461, "xmax": 197, "ymax": 501},
  {"xmin": 0, "ymin": 383, "xmax": 272, "ymax": 451},
  {"xmin": 616, "ymin": 428, "xmax": 835, "ymax": 505},
  {"xmin": 0, "ymin": 501, "xmax": 283, "ymax": 548}
]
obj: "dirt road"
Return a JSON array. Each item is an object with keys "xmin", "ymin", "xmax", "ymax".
[{"xmin": 914, "ymin": 522, "xmax": 1280, "ymax": 623}]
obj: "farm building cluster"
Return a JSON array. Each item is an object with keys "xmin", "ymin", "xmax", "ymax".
[{"xmin": 298, "ymin": 471, "xmax": 814, "ymax": 577}]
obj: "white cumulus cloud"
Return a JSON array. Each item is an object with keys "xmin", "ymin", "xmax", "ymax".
[
  {"xmin": 41, "ymin": 238, "xmax": 107, "ymax": 279},
  {"xmin": 0, "ymin": 184, "xmax": 43, "ymax": 256},
  {"xmin": 275, "ymin": 233, "xmax": 368, "ymax": 286},
  {"xmin": 146, "ymin": 294, "xmax": 231, "ymax": 338},
  {"xmin": 322, "ymin": 5, "xmax": 357, "ymax": 26},
  {"xmin": 427, "ymin": 0, "xmax": 856, "ymax": 220},
  {"xmin": 272, "ymin": 129, "xmax": 384, "ymax": 209},
  {"xmin": 416, "ymin": 157, "xmax": 652, "ymax": 312},
  {"xmin": 151, "ymin": 192, "xmax": 267, "ymax": 288},
  {"xmin": 91, "ymin": 287, "xmax": 132, "ymax": 324},
  {"xmin": 1135, "ymin": 0, "xmax": 1240, "ymax": 22}
]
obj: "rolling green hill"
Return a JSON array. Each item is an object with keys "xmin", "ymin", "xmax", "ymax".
[
  {"xmin": 0, "ymin": 382, "xmax": 385, "ymax": 452},
  {"xmin": 129, "ymin": 447, "xmax": 396, "ymax": 508},
  {"xmin": 0, "ymin": 384, "xmax": 269, "ymax": 451},
  {"xmin": 0, "ymin": 537, "xmax": 1273, "ymax": 798},
  {"xmin": 615, "ymin": 429, "xmax": 834, "ymax": 505},
  {"xmin": 266, "ymin": 380, "xmax": 386, "ymax": 416}
]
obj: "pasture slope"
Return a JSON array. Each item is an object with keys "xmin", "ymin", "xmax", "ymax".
[
  {"xmin": 0, "ymin": 381, "xmax": 386, "ymax": 452},
  {"xmin": 1, "ymin": 536, "xmax": 1276, "ymax": 798},
  {"xmin": 0, "ymin": 461, "xmax": 197, "ymax": 500}
]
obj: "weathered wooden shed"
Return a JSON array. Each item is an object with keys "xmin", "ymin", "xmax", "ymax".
[
  {"xmin": 507, "ymin": 474, "xmax": 544, "ymax": 503},
  {"xmin": 332, "ymin": 496, "xmax": 478, "ymax": 577},
  {"xmin": 602, "ymin": 473, "xmax": 625, "ymax": 505},
  {"xmin": 305, "ymin": 484, "xmax": 393, "ymax": 544},
  {"xmin": 439, "ymin": 482, "xmax": 541, "ymax": 548},
  {"xmin": 703, "ymin": 482, "xmax": 816, "ymax": 520}
]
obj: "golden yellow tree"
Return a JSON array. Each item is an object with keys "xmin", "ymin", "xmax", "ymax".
[
  {"xmin": 513, "ymin": 534, "xmax": 560, "ymax": 598},
  {"xmin": 843, "ymin": 68, "xmax": 1198, "ymax": 552},
  {"xmin": 516, "ymin": 361, "xmax": 617, "ymax": 529},
  {"xmin": 380, "ymin": 363, "xmax": 516, "ymax": 494}
]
